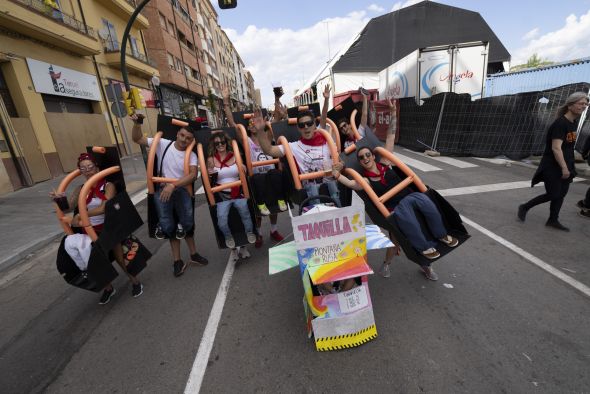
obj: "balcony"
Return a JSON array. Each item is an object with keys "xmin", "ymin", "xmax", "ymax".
[
  {"xmin": 1, "ymin": 0, "xmax": 100, "ymax": 55},
  {"xmin": 103, "ymin": 42, "xmax": 159, "ymax": 78},
  {"xmin": 95, "ymin": 0, "xmax": 149, "ymax": 29}
]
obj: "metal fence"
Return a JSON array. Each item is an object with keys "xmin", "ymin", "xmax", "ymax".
[
  {"xmin": 398, "ymin": 82, "xmax": 590, "ymax": 159},
  {"xmin": 12, "ymin": 0, "xmax": 96, "ymax": 38}
]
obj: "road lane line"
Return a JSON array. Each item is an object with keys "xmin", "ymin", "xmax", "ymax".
[
  {"xmin": 461, "ymin": 215, "xmax": 590, "ymax": 298},
  {"xmin": 438, "ymin": 178, "xmax": 585, "ymax": 197},
  {"xmin": 130, "ymin": 188, "xmax": 148, "ymax": 205},
  {"xmin": 184, "ymin": 253, "xmax": 237, "ymax": 393},
  {"xmin": 391, "ymin": 153, "xmax": 442, "ymax": 172},
  {"xmin": 403, "ymin": 149, "xmax": 478, "ymax": 168}
]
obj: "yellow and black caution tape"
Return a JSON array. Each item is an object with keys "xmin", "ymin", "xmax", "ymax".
[{"xmin": 315, "ymin": 324, "xmax": 377, "ymax": 351}]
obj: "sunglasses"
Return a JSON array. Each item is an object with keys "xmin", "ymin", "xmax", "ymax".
[
  {"xmin": 214, "ymin": 141, "xmax": 227, "ymax": 146},
  {"xmin": 79, "ymin": 164, "xmax": 96, "ymax": 172},
  {"xmin": 297, "ymin": 120, "xmax": 315, "ymax": 129},
  {"xmin": 338, "ymin": 123, "xmax": 348, "ymax": 129},
  {"xmin": 357, "ymin": 152, "xmax": 372, "ymax": 160}
]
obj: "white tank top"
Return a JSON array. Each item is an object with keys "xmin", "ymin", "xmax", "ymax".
[
  {"xmin": 86, "ymin": 183, "xmax": 106, "ymax": 226},
  {"xmin": 216, "ymin": 163, "xmax": 240, "ymax": 185}
]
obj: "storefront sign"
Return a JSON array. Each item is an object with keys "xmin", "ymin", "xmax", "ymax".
[{"xmin": 26, "ymin": 58, "xmax": 101, "ymax": 101}]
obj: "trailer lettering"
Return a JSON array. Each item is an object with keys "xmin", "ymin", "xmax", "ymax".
[{"xmin": 297, "ymin": 216, "xmax": 352, "ymax": 241}]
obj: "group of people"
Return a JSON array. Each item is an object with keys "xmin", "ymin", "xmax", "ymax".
[{"xmin": 53, "ymin": 86, "xmax": 589, "ymax": 305}]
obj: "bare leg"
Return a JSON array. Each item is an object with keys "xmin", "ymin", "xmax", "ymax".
[
  {"xmin": 184, "ymin": 235, "xmax": 197, "ymax": 255},
  {"xmin": 170, "ymin": 238, "xmax": 181, "ymax": 261}
]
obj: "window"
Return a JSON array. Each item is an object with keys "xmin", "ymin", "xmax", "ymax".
[
  {"xmin": 175, "ymin": 57, "xmax": 182, "ymax": 72},
  {"xmin": 167, "ymin": 53, "xmax": 175, "ymax": 69},
  {"xmin": 101, "ymin": 19, "xmax": 118, "ymax": 51},
  {"xmin": 159, "ymin": 12, "xmax": 167, "ymax": 30},
  {"xmin": 192, "ymin": 69, "xmax": 201, "ymax": 81},
  {"xmin": 168, "ymin": 21, "xmax": 175, "ymax": 37},
  {"xmin": 130, "ymin": 36, "xmax": 139, "ymax": 57}
]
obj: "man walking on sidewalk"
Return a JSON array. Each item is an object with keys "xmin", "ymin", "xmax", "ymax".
[{"xmin": 131, "ymin": 114, "xmax": 208, "ymax": 277}]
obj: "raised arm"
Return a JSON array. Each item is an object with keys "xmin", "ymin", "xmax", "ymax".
[
  {"xmin": 380, "ymin": 99, "xmax": 398, "ymax": 166},
  {"xmin": 360, "ymin": 90, "xmax": 368, "ymax": 128},
  {"xmin": 131, "ymin": 114, "xmax": 148, "ymax": 146},
  {"xmin": 273, "ymin": 86, "xmax": 286, "ymax": 121},
  {"xmin": 319, "ymin": 84, "xmax": 330, "ymax": 130},
  {"xmin": 332, "ymin": 162, "xmax": 363, "ymax": 191},
  {"xmin": 251, "ymin": 109, "xmax": 284, "ymax": 158},
  {"xmin": 222, "ymin": 87, "xmax": 236, "ymax": 128}
]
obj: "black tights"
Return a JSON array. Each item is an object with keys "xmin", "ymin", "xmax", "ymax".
[
  {"xmin": 252, "ymin": 169, "xmax": 286, "ymax": 205},
  {"xmin": 523, "ymin": 175, "xmax": 571, "ymax": 221}
]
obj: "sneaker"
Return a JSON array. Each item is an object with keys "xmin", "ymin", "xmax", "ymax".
[
  {"xmin": 579, "ymin": 210, "xmax": 590, "ymax": 219},
  {"xmin": 277, "ymin": 199, "xmax": 288, "ymax": 211},
  {"xmin": 576, "ymin": 200, "xmax": 588, "ymax": 209},
  {"xmin": 225, "ymin": 236, "xmax": 236, "ymax": 249},
  {"xmin": 421, "ymin": 247, "xmax": 441, "ymax": 260},
  {"xmin": 229, "ymin": 248, "xmax": 239, "ymax": 263},
  {"xmin": 190, "ymin": 252, "xmax": 209, "ymax": 266},
  {"xmin": 257, "ymin": 203, "xmax": 270, "ymax": 216},
  {"xmin": 154, "ymin": 225, "xmax": 165, "ymax": 240},
  {"xmin": 173, "ymin": 260, "xmax": 187, "ymax": 277},
  {"xmin": 517, "ymin": 204, "xmax": 528, "ymax": 222},
  {"xmin": 246, "ymin": 232, "xmax": 257, "ymax": 244},
  {"xmin": 421, "ymin": 266, "xmax": 439, "ymax": 281},
  {"xmin": 255, "ymin": 235, "xmax": 263, "ymax": 248},
  {"xmin": 98, "ymin": 287, "xmax": 116, "ymax": 305},
  {"xmin": 270, "ymin": 231, "xmax": 284, "ymax": 242},
  {"xmin": 380, "ymin": 262, "xmax": 391, "ymax": 278},
  {"xmin": 175, "ymin": 224, "xmax": 186, "ymax": 240},
  {"xmin": 238, "ymin": 247, "xmax": 251, "ymax": 259},
  {"xmin": 132, "ymin": 283, "xmax": 144, "ymax": 298},
  {"xmin": 545, "ymin": 220, "xmax": 569, "ymax": 232},
  {"xmin": 439, "ymin": 235, "xmax": 459, "ymax": 247}
]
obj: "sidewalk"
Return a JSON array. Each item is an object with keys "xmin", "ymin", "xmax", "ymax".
[{"xmin": 0, "ymin": 155, "xmax": 147, "ymax": 272}]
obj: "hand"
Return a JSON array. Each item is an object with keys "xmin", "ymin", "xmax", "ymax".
[
  {"xmin": 561, "ymin": 168, "xmax": 571, "ymax": 179},
  {"xmin": 130, "ymin": 113, "xmax": 144, "ymax": 124},
  {"xmin": 323, "ymin": 84, "xmax": 330, "ymax": 99},
  {"xmin": 332, "ymin": 162, "xmax": 344, "ymax": 177},
  {"xmin": 251, "ymin": 109, "xmax": 266, "ymax": 135},
  {"xmin": 71, "ymin": 213, "xmax": 81, "ymax": 227},
  {"xmin": 159, "ymin": 183, "xmax": 175, "ymax": 203},
  {"xmin": 49, "ymin": 191, "xmax": 66, "ymax": 200},
  {"xmin": 387, "ymin": 98, "xmax": 396, "ymax": 113},
  {"xmin": 277, "ymin": 102, "xmax": 288, "ymax": 119}
]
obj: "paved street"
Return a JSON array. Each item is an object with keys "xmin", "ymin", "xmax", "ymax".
[{"xmin": 1, "ymin": 150, "xmax": 589, "ymax": 393}]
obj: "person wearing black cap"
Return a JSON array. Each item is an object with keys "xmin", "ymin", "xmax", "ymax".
[
  {"xmin": 518, "ymin": 92, "xmax": 589, "ymax": 231},
  {"xmin": 251, "ymin": 108, "xmax": 342, "ymax": 207}
]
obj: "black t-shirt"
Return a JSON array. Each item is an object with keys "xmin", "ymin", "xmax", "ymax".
[
  {"xmin": 542, "ymin": 116, "xmax": 578, "ymax": 171},
  {"xmin": 368, "ymin": 166, "xmax": 412, "ymax": 211}
]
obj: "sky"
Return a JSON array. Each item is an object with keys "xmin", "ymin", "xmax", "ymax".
[{"xmin": 212, "ymin": 0, "xmax": 590, "ymax": 106}]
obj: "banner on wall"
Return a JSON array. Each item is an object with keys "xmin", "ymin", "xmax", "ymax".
[{"xmin": 26, "ymin": 58, "xmax": 101, "ymax": 101}]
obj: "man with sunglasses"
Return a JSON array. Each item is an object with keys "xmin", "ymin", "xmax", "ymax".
[
  {"xmin": 251, "ymin": 109, "xmax": 341, "ymax": 207},
  {"xmin": 131, "ymin": 114, "xmax": 208, "ymax": 278}
]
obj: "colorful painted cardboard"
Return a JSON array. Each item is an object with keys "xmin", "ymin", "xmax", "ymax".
[{"xmin": 269, "ymin": 193, "xmax": 394, "ymax": 351}]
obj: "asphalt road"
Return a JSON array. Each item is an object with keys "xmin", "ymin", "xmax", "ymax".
[{"xmin": 1, "ymin": 151, "xmax": 589, "ymax": 393}]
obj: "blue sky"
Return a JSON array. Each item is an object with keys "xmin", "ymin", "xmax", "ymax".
[{"xmin": 212, "ymin": 0, "xmax": 590, "ymax": 105}]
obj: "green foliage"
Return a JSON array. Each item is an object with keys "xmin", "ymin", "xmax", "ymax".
[{"xmin": 510, "ymin": 53, "xmax": 554, "ymax": 72}]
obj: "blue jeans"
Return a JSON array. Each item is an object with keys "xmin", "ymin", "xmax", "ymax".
[
  {"xmin": 154, "ymin": 186, "xmax": 193, "ymax": 237},
  {"xmin": 216, "ymin": 198, "xmax": 254, "ymax": 238},
  {"xmin": 304, "ymin": 179, "xmax": 341, "ymax": 207},
  {"xmin": 393, "ymin": 192, "xmax": 446, "ymax": 252}
]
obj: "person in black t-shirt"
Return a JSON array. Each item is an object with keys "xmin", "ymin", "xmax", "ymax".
[
  {"xmin": 577, "ymin": 133, "xmax": 590, "ymax": 219},
  {"xmin": 518, "ymin": 92, "xmax": 589, "ymax": 231}
]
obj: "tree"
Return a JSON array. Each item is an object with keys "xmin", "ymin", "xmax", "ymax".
[{"xmin": 510, "ymin": 53, "xmax": 554, "ymax": 72}]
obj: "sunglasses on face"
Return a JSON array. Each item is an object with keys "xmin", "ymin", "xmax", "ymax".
[
  {"xmin": 214, "ymin": 141, "xmax": 226, "ymax": 146},
  {"xmin": 339, "ymin": 123, "xmax": 348, "ymax": 129},
  {"xmin": 79, "ymin": 164, "xmax": 96, "ymax": 172},
  {"xmin": 357, "ymin": 152, "xmax": 372, "ymax": 160},
  {"xmin": 297, "ymin": 120, "xmax": 315, "ymax": 129}
]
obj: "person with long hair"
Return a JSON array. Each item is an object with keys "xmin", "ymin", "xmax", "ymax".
[
  {"xmin": 50, "ymin": 153, "xmax": 143, "ymax": 304},
  {"xmin": 206, "ymin": 132, "xmax": 256, "ymax": 249},
  {"xmin": 518, "ymin": 92, "xmax": 589, "ymax": 231}
]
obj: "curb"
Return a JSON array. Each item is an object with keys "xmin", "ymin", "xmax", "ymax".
[{"xmin": 0, "ymin": 187, "xmax": 148, "ymax": 274}]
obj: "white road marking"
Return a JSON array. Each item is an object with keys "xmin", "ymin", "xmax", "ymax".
[
  {"xmin": 184, "ymin": 252, "xmax": 237, "ymax": 394},
  {"xmin": 403, "ymin": 149, "xmax": 478, "ymax": 168},
  {"xmin": 130, "ymin": 188, "xmax": 148, "ymax": 205},
  {"xmin": 438, "ymin": 178, "xmax": 585, "ymax": 197},
  {"xmin": 392, "ymin": 153, "xmax": 442, "ymax": 172},
  {"xmin": 195, "ymin": 186, "xmax": 204, "ymax": 195},
  {"xmin": 461, "ymin": 215, "xmax": 590, "ymax": 298},
  {"xmin": 474, "ymin": 157, "xmax": 514, "ymax": 165}
]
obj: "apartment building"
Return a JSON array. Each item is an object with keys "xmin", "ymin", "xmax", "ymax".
[
  {"xmin": 143, "ymin": 0, "xmax": 207, "ymax": 120},
  {"xmin": 244, "ymin": 70, "xmax": 255, "ymax": 109}
]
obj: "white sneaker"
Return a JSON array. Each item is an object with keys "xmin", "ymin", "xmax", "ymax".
[
  {"xmin": 257, "ymin": 203, "xmax": 270, "ymax": 216},
  {"xmin": 277, "ymin": 199, "xmax": 288, "ymax": 211},
  {"xmin": 225, "ymin": 236, "xmax": 236, "ymax": 249},
  {"xmin": 229, "ymin": 248, "xmax": 239, "ymax": 262},
  {"xmin": 380, "ymin": 262, "xmax": 391, "ymax": 278},
  {"xmin": 238, "ymin": 247, "xmax": 251, "ymax": 259},
  {"xmin": 246, "ymin": 232, "xmax": 257, "ymax": 244}
]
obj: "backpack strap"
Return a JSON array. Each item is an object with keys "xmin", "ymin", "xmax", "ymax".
[{"xmin": 158, "ymin": 141, "xmax": 174, "ymax": 178}]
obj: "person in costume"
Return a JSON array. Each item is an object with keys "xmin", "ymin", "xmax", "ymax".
[{"xmin": 50, "ymin": 153, "xmax": 143, "ymax": 304}]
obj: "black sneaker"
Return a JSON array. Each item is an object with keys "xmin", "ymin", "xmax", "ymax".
[
  {"xmin": 517, "ymin": 204, "xmax": 528, "ymax": 222},
  {"xmin": 173, "ymin": 260, "xmax": 187, "ymax": 277},
  {"xmin": 576, "ymin": 200, "xmax": 588, "ymax": 209},
  {"xmin": 578, "ymin": 209, "xmax": 590, "ymax": 219},
  {"xmin": 545, "ymin": 220, "xmax": 570, "ymax": 232},
  {"xmin": 190, "ymin": 252, "xmax": 209, "ymax": 266},
  {"xmin": 132, "ymin": 283, "xmax": 144, "ymax": 298},
  {"xmin": 98, "ymin": 287, "xmax": 116, "ymax": 305},
  {"xmin": 175, "ymin": 225, "xmax": 186, "ymax": 240},
  {"xmin": 154, "ymin": 226, "xmax": 165, "ymax": 240}
]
